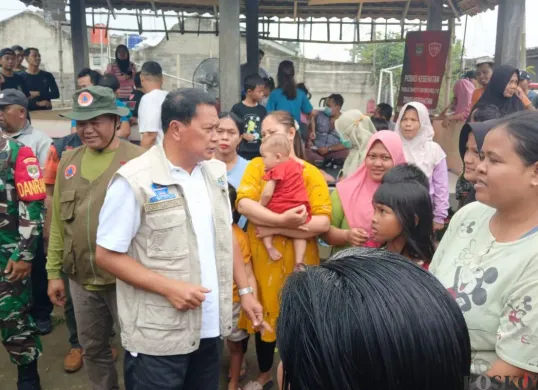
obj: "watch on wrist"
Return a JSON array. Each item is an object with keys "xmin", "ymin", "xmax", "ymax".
[
  {"xmin": 238, "ymin": 286, "xmax": 254, "ymax": 296},
  {"xmin": 328, "ymin": 146, "xmax": 332, "ymax": 152}
]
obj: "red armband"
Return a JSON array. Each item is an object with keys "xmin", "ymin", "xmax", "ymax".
[{"xmin": 15, "ymin": 146, "xmax": 46, "ymax": 201}]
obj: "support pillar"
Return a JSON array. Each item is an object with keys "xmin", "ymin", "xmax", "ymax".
[
  {"xmin": 495, "ymin": 0, "xmax": 525, "ymax": 68},
  {"xmin": 219, "ymin": 0, "xmax": 241, "ymax": 111},
  {"xmin": 427, "ymin": 0, "xmax": 443, "ymax": 30},
  {"xmin": 443, "ymin": 18, "xmax": 455, "ymax": 110},
  {"xmin": 70, "ymin": 0, "xmax": 89, "ymax": 82},
  {"xmin": 245, "ymin": 0, "xmax": 260, "ymax": 79}
]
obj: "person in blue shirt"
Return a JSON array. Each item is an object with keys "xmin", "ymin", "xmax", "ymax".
[
  {"xmin": 71, "ymin": 74, "xmax": 132, "ymax": 139},
  {"xmin": 266, "ymin": 60, "xmax": 313, "ymax": 125}
]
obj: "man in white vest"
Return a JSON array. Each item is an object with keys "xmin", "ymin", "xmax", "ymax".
[{"xmin": 95, "ymin": 88, "xmax": 267, "ymax": 389}]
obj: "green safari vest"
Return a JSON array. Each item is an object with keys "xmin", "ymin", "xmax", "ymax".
[{"xmin": 56, "ymin": 141, "xmax": 144, "ymax": 285}]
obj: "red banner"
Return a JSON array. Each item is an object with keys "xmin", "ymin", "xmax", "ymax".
[{"xmin": 397, "ymin": 31, "xmax": 451, "ymax": 110}]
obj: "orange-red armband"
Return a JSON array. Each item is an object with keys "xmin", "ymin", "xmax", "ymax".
[{"xmin": 15, "ymin": 146, "xmax": 46, "ymax": 201}]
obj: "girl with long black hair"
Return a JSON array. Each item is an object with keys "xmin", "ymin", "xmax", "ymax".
[
  {"xmin": 266, "ymin": 61, "xmax": 313, "ymax": 125},
  {"xmin": 371, "ymin": 180, "xmax": 435, "ymax": 269}
]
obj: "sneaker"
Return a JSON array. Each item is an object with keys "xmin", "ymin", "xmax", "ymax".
[
  {"xmin": 64, "ymin": 348, "xmax": 83, "ymax": 373},
  {"xmin": 34, "ymin": 318, "xmax": 52, "ymax": 336}
]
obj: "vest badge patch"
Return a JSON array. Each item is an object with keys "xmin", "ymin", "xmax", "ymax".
[
  {"xmin": 217, "ymin": 175, "xmax": 226, "ymax": 188},
  {"xmin": 64, "ymin": 165, "xmax": 77, "ymax": 180},
  {"xmin": 149, "ymin": 183, "xmax": 176, "ymax": 203},
  {"xmin": 144, "ymin": 197, "xmax": 183, "ymax": 213}
]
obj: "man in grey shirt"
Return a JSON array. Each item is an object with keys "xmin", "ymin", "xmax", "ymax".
[{"xmin": 0, "ymin": 89, "xmax": 52, "ymax": 167}]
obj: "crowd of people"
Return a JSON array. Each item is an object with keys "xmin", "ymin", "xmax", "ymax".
[{"xmin": 0, "ymin": 41, "xmax": 537, "ymax": 390}]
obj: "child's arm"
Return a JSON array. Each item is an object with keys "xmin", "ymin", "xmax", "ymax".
[
  {"xmin": 244, "ymin": 262, "xmax": 258, "ymax": 300},
  {"xmin": 432, "ymin": 158, "xmax": 450, "ymax": 229},
  {"xmin": 260, "ymin": 180, "xmax": 276, "ymax": 207}
]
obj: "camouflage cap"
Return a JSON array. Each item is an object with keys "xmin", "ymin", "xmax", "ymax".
[{"xmin": 60, "ymin": 86, "xmax": 130, "ymax": 121}]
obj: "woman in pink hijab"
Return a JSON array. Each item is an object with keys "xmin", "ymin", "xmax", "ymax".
[
  {"xmin": 442, "ymin": 73, "xmax": 476, "ymax": 127},
  {"xmin": 323, "ymin": 131, "xmax": 406, "ymax": 253}
]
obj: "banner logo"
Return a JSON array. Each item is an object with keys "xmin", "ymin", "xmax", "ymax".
[
  {"xmin": 397, "ymin": 31, "xmax": 451, "ymax": 110},
  {"xmin": 429, "ymin": 42, "xmax": 442, "ymax": 58}
]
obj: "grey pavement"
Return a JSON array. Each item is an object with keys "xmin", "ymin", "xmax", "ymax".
[{"xmin": 0, "ymin": 310, "xmax": 278, "ymax": 390}]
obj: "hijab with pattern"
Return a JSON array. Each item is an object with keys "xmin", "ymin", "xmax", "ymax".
[
  {"xmin": 473, "ymin": 64, "xmax": 524, "ymax": 116},
  {"xmin": 395, "ymin": 102, "xmax": 446, "ymax": 178},
  {"xmin": 336, "ymin": 131, "xmax": 406, "ymax": 236}
]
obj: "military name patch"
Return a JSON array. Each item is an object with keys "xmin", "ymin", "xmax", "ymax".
[
  {"xmin": 144, "ymin": 197, "xmax": 183, "ymax": 213},
  {"xmin": 64, "ymin": 165, "xmax": 76, "ymax": 179},
  {"xmin": 149, "ymin": 183, "xmax": 176, "ymax": 203},
  {"xmin": 16, "ymin": 179, "xmax": 46, "ymax": 200}
]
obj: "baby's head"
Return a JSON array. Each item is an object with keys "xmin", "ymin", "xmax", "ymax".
[{"xmin": 260, "ymin": 133, "xmax": 291, "ymax": 171}]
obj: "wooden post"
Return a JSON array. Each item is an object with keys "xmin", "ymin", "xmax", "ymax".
[
  {"xmin": 443, "ymin": 18, "xmax": 455, "ymax": 111},
  {"xmin": 495, "ymin": 0, "xmax": 525, "ymax": 68},
  {"xmin": 245, "ymin": 0, "xmax": 260, "ymax": 78},
  {"xmin": 520, "ymin": 12, "xmax": 527, "ymax": 70},
  {"xmin": 176, "ymin": 54, "xmax": 181, "ymax": 88},
  {"xmin": 427, "ymin": 0, "xmax": 443, "ymax": 31},
  {"xmin": 219, "ymin": 0, "xmax": 241, "ymax": 111},
  {"xmin": 57, "ymin": 21, "xmax": 65, "ymax": 107},
  {"xmin": 70, "ymin": 0, "xmax": 89, "ymax": 82}
]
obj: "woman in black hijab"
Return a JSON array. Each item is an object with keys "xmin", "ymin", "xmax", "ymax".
[
  {"xmin": 473, "ymin": 65, "xmax": 526, "ymax": 116},
  {"xmin": 106, "ymin": 44, "xmax": 137, "ymax": 100}
]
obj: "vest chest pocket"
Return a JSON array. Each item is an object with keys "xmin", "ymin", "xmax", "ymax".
[
  {"xmin": 60, "ymin": 190, "xmax": 76, "ymax": 222},
  {"xmin": 145, "ymin": 208, "xmax": 189, "ymax": 259}
]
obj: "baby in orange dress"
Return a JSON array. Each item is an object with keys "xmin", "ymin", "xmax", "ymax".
[{"xmin": 259, "ymin": 134, "xmax": 312, "ymax": 269}]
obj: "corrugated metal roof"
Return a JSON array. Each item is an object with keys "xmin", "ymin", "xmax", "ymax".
[{"xmin": 24, "ymin": 0, "xmax": 499, "ymax": 20}]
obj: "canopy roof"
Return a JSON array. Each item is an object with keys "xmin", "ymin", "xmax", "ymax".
[{"xmin": 25, "ymin": 0, "xmax": 499, "ymax": 20}]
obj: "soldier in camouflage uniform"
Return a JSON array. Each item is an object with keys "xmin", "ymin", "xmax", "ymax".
[{"xmin": 0, "ymin": 91, "xmax": 46, "ymax": 390}]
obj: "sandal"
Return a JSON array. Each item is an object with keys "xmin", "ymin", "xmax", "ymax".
[{"xmin": 243, "ymin": 380, "xmax": 274, "ymax": 390}]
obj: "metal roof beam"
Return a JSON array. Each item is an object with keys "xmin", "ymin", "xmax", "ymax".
[
  {"xmin": 446, "ymin": 0, "xmax": 461, "ymax": 20},
  {"xmin": 105, "ymin": 0, "xmax": 116, "ymax": 19},
  {"xmin": 150, "ymin": 1, "xmax": 158, "ymax": 17}
]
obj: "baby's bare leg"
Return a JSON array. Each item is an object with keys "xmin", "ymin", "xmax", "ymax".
[
  {"xmin": 293, "ymin": 238, "xmax": 307, "ymax": 267},
  {"xmin": 263, "ymin": 235, "xmax": 282, "ymax": 261}
]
